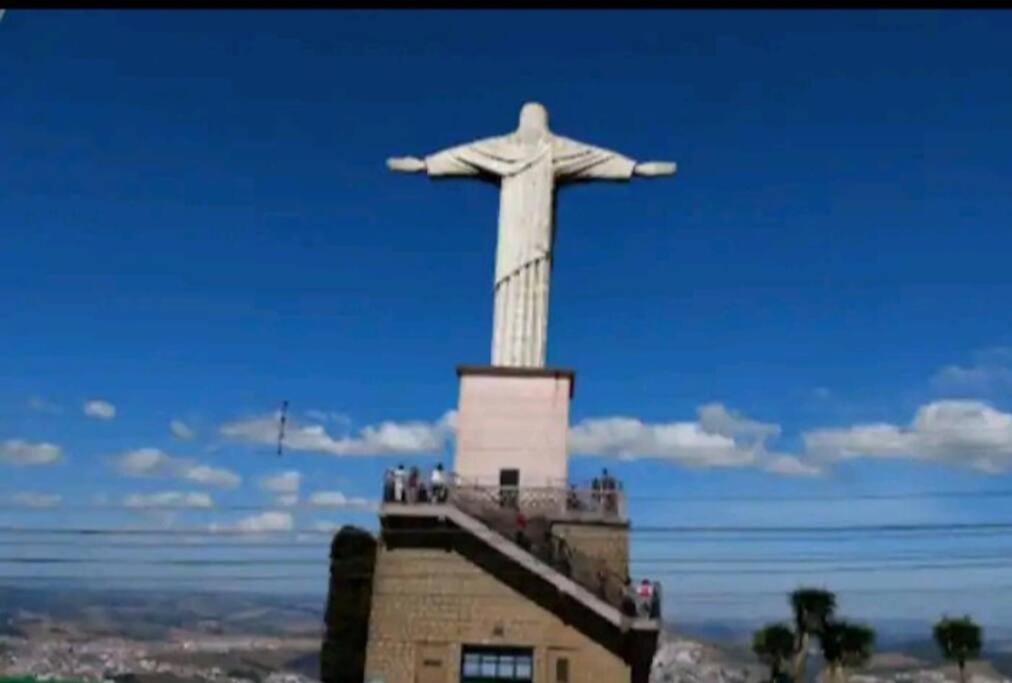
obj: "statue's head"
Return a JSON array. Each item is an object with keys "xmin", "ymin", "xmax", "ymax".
[{"xmin": 518, "ymin": 102, "xmax": 549, "ymax": 134}]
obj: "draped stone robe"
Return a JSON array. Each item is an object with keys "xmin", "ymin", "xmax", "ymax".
[{"xmin": 423, "ymin": 131, "xmax": 638, "ymax": 368}]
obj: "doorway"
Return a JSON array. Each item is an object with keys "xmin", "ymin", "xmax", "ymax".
[{"xmin": 499, "ymin": 468, "xmax": 519, "ymax": 509}]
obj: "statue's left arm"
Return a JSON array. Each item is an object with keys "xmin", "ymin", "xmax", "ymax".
[{"xmin": 552, "ymin": 136, "xmax": 676, "ymax": 182}]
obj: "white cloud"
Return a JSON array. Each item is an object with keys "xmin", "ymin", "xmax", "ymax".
[
  {"xmin": 569, "ymin": 404, "xmax": 826, "ymax": 476},
  {"xmin": 305, "ymin": 410, "xmax": 352, "ymax": 429},
  {"xmin": 114, "ymin": 447, "xmax": 176, "ymax": 476},
  {"xmin": 27, "ymin": 396, "xmax": 62, "ymax": 415},
  {"xmin": 8, "ymin": 492, "xmax": 62, "ymax": 508},
  {"xmin": 696, "ymin": 403, "xmax": 781, "ymax": 442},
  {"xmin": 220, "ymin": 411, "xmax": 456, "ymax": 457},
  {"xmin": 184, "ymin": 464, "xmax": 241, "ymax": 488},
  {"xmin": 83, "ymin": 399, "xmax": 116, "ymax": 420},
  {"xmin": 763, "ymin": 455, "xmax": 822, "ymax": 477},
  {"xmin": 222, "ymin": 404, "xmax": 822, "ymax": 476},
  {"xmin": 569, "ymin": 403, "xmax": 782, "ymax": 468},
  {"xmin": 307, "ymin": 490, "xmax": 377, "ymax": 511},
  {"xmin": 170, "ymin": 419, "xmax": 196, "ymax": 441},
  {"xmin": 803, "ymin": 399, "xmax": 1012, "ymax": 473},
  {"xmin": 213, "ymin": 511, "xmax": 294, "ymax": 534},
  {"xmin": 569, "ymin": 415, "xmax": 755, "ymax": 467},
  {"xmin": 260, "ymin": 470, "xmax": 301, "ymax": 507},
  {"xmin": 260, "ymin": 470, "xmax": 301, "ymax": 495},
  {"xmin": 0, "ymin": 439, "xmax": 62, "ymax": 466},
  {"xmin": 123, "ymin": 491, "xmax": 213, "ymax": 509},
  {"xmin": 932, "ymin": 347, "xmax": 1012, "ymax": 394},
  {"xmin": 111, "ymin": 448, "xmax": 241, "ymax": 489}
]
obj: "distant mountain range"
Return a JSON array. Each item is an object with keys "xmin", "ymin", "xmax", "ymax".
[{"xmin": 0, "ymin": 585, "xmax": 324, "ymax": 641}]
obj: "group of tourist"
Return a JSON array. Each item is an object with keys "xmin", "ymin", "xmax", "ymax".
[
  {"xmin": 564, "ymin": 468, "xmax": 622, "ymax": 515},
  {"xmin": 382, "ymin": 463, "xmax": 448, "ymax": 504},
  {"xmin": 624, "ymin": 576, "xmax": 662, "ymax": 619}
]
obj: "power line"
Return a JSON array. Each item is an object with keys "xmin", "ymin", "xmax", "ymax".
[
  {"xmin": 1, "ymin": 557, "xmax": 1010, "ymax": 576},
  {"xmin": 7, "ymin": 487, "xmax": 1012, "ymax": 513},
  {"xmin": 5, "ymin": 520, "xmax": 1012, "ymax": 537}
]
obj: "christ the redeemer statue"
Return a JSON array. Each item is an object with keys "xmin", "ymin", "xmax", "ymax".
[{"xmin": 388, "ymin": 102, "xmax": 676, "ymax": 369}]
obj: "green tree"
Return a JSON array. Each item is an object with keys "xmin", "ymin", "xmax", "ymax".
[
  {"xmin": 752, "ymin": 622, "xmax": 796, "ymax": 682},
  {"xmin": 818, "ymin": 620, "xmax": 876, "ymax": 682},
  {"xmin": 789, "ymin": 587, "xmax": 837, "ymax": 682},
  {"xmin": 933, "ymin": 616, "xmax": 983, "ymax": 683}
]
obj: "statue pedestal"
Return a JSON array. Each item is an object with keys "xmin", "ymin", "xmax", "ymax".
[{"xmin": 453, "ymin": 365, "xmax": 575, "ymax": 488}]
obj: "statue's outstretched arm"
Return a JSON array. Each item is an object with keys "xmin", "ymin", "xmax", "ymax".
[
  {"xmin": 387, "ymin": 138, "xmax": 511, "ymax": 178},
  {"xmin": 633, "ymin": 161, "xmax": 677, "ymax": 177},
  {"xmin": 387, "ymin": 157, "xmax": 426, "ymax": 173}
]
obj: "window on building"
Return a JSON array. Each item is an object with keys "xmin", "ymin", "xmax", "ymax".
[
  {"xmin": 461, "ymin": 646, "xmax": 533, "ymax": 683},
  {"xmin": 555, "ymin": 658, "xmax": 569, "ymax": 683}
]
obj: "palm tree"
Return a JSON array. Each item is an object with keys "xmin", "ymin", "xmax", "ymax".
[
  {"xmin": 752, "ymin": 622, "xmax": 796, "ymax": 682},
  {"xmin": 789, "ymin": 587, "xmax": 837, "ymax": 682},
  {"xmin": 933, "ymin": 616, "xmax": 983, "ymax": 683},
  {"xmin": 818, "ymin": 619, "xmax": 875, "ymax": 682}
]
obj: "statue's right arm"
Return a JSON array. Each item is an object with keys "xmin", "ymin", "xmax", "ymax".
[
  {"xmin": 389, "ymin": 138, "xmax": 509, "ymax": 177},
  {"xmin": 387, "ymin": 156, "xmax": 427, "ymax": 173}
]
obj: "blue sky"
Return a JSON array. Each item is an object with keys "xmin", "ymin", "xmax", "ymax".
[{"xmin": 3, "ymin": 10, "xmax": 1012, "ymax": 629}]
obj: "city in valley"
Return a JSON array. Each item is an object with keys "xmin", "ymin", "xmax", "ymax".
[{"xmin": 2, "ymin": 586, "xmax": 1012, "ymax": 683}]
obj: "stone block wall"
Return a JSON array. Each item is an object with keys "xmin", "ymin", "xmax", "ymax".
[
  {"xmin": 550, "ymin": 521, "xmax": 630, "ymax": 582},
  {"xmin": 364, "ymin": 544, "xmax": 630, "ymax": 683}
]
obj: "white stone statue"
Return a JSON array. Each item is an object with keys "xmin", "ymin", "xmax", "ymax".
[{"xmin": 388, "ymin": 102, "xmax": 676, "ymax": 368}]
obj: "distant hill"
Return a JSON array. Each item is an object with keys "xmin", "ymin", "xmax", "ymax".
[{"xmin": 0, "ymin": 585, "xmax": 324, "ymax": 641}]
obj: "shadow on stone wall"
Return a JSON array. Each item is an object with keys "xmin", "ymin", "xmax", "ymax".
[{"xmin": 320, "ymin": 526, "xmax": 377, "ymax": 683}]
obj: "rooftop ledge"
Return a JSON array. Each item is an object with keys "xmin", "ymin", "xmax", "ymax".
[{"xmin": 456, "ymin": 365, "xmax": 576, "ymax": 397}]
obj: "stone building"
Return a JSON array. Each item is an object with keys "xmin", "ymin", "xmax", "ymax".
[{"xmin": 320, "ymin": 366, "xmax": 660, "ymax": 683}]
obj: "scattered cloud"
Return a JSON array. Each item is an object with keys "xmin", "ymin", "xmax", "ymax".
[
  {"xmin": 803, "ymin": 399, "xmax": 1012, "ymax": 473},
  {"xmin": 304, "ymin": 410, "xmax": 352, "ymax": 429},
  {"xmin": 932, "ymin": 347, "xmax": 1012, "ymax": 395},
  {"xmin": 0, "ymin": 439, "xmax": 62, "ymax": 466},
  {"xmin": 111, "ymin": 448, "xmax": 241, "ymax": 489},
  {"xmin": 570, "ymin": 416, "xmax": 756, "ymax": 467},
  {"xmin": 220, "ymin": 411, "xmax": 456, "ymax": 457},
  {"xmin": 212, "ymin": 511, "xmax": 293, "ymax": 534},
  {"xmin": 307, "ymin": 490, "xmax": 377, "ymax": 511},
  {"xmin": 27, "ymin": 396, "xmax": 62, "ymax": 415},
  {"xmin": 812, "ymin": 387, "xmax": 833, "ymax": 400},
  {"xmin": 569, "ymin": 403, "xmax": 781, "ymax": 469},
  {"xmin": 260, "ymin": 470, "xmax": 301, "ymax": 494},
  {"xmin": 7, "ymin": 492, "xmax": 62, "ymax": 508},
  {"xmin": 763, "ymin": 455, "xmax": 822, "ymax": 477},
  {"xmin": 224, "ymin": 404, "xmax": 822, "ymax": 476},
  {"xmin": 184, "ymin": 464, "xmax": 241, "ymax": 488},
  {"xmin": 260, "ymin": 470, "xmax": 301, "ymax": 507},
  {"xmin": 124, "ymin": 491, "xmax": 213, "ymax": 509},
  {"xmin": 170, "ymin": 419, "xmax": 196, "ymax": 441},
  {"xmin": 83, "ymin": 399, "xmax": 117, "ymax": 420}
]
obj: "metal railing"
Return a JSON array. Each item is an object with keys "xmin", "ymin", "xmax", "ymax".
[
  {"xmin": 380, "ymin": 473, "xmax": 626, "ymax": 522},
  {"xmin": 379, "ymin": 471, "xmax": 659, "ymax": 620}
]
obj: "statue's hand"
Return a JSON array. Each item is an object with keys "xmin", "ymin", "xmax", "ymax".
[
  {"xmin": 633, "ymin": 161, "xmax": 677, "ymax": 177},
  {"xmin": 387, "ymin": 156, "xmax": 427, "ymax": 173}
]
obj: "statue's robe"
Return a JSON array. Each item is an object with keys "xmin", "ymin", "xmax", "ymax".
[{"xmin": 424, "ymin": 133, "xmax": 637, "ymax": 367}]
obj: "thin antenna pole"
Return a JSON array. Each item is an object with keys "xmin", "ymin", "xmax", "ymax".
[{"xmin": 277, "ymin": 400, "xmax": 288, "ymax": 456}]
